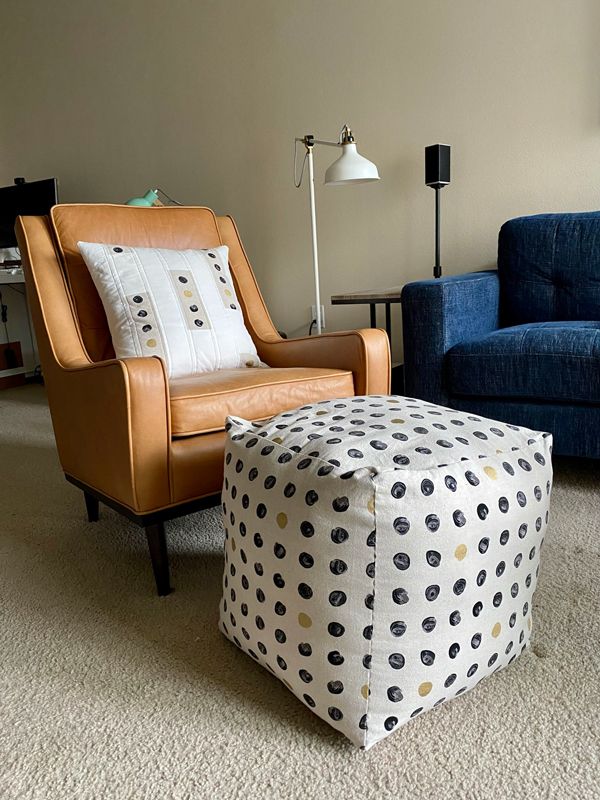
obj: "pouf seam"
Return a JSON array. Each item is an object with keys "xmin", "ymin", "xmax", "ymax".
[
  {"xmin": 373, "ymin": 429, "xmax": 550, "ymax": 475},
  {"xmin": 227, "ymin": 415, "xmax": 550, "ymax": 477},
  {"xmin": 362, "ymin": 474, "xmax": 378, "ymax": 750},
  {"xmin": 227, "ymin": 415, "xmax": 379, "ymax": 478}
]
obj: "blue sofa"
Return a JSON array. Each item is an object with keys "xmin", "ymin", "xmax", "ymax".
[{"xmin": 401, "ymin": 212, "xmax": 600, "ymax": 458}]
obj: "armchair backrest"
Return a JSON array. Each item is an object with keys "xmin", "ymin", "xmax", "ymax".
[
  {"xmin": 498, "ymin": 212, "xmax": 600, "ymax": 325},
  {"xmin": 33, "ymin": 204, "xmax": 277, "ymax": 364}
]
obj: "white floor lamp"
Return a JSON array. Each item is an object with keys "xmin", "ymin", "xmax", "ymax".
[{"xmin": 294, "ymin": 124, "xmax": 380, "ymax": 334}]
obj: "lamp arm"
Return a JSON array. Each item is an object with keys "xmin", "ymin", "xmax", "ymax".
[
  {"xmin": 295, "ymin": 136, "xmax": 341, "ymax": 149},
  {"xmin": 312, "ymin": 139, "xmax": 342, "ymax": 148}
]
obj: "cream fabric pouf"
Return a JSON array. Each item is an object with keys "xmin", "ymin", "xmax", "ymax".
[{"xmin": 219, "ymin": 396, "xmax": 553, "ymax": 749}]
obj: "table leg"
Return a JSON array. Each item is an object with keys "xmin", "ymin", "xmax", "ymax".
[{"xmin": 369, "ymin": 303, "xmax": 376, "ymax": 328}]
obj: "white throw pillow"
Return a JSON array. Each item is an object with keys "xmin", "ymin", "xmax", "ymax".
[{"xmin": 77, "ymin": 242, "xmax": 261, "ymax": 378}]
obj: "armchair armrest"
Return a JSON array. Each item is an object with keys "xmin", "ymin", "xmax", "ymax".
[
  {"xmin": 401, "ymin": 271, "xmax": 500, "ymax": 404},
  {"xmin": 17, "ymin": 214, "xmax": 172, "ymax": 514},
  {"xmin": 257, "ymin": 328, "xmax": 391, "ymax": 395},
  {"xmin": 47, "ymin": 355, "xmax": 172, "ymax": 513}
]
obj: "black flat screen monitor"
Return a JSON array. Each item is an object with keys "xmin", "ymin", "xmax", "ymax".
[{"xmin": 0, "ymin": 177, "xmax": 58, "ymax": 248}]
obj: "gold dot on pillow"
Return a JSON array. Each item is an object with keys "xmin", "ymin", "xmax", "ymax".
[
  {"xmin": 298, "ymin": 613, "xmax": 312, "ymax": 628},
  {"xmin": 391, "ymin": 418, "xmax": 405, "ymax": 424},
  {"xmin": 276, "ymin": 512, "xmax": 288, "ymax": 529},
  {"xmin": 361, "ymin": 684, "xmax": 370, "ymax": 699},
  {"xmin": 454, "ymin": 543, "xmax": 467, "ymax": 561},
  {"xmin": 484, "ymin": 466, "xmax": 498, "ymax": 480},
  {"xmin": 492, "ymin": 622, "xmax": 501, "ymax": 638},
  {"xmin": 418, "ymin": 681, "xmax": 432, "ymax": 697},
  {"xmin": 225, "ymin": 289, "xmax": 232, "ymax": 297},
  {"xmin": 146, "ymin": 338, "xmax": 157, "ymax": 348},
  {"xmin": 183, "ymin": 290, "xmax": 193, "ymax": 297},
  {"xmin": 367, "ymin": 496, "xmax": 375, "ymax": 514}
]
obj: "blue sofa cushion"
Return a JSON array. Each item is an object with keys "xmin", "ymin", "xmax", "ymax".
[
  {"xmin": 447, "ymin": 321, "xmax": 600, "ymax": 404},
  {"xmin": 498, "ymin": 212, "xmax": 600, "ymax": 326}
]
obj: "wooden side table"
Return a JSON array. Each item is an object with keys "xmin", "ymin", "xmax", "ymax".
[
  {"xmin": 331, "ymin": 285, "xmax": 403, "ymax": 340},
  {"xmin": 331, "ymin": 286, "xmax": 404, "ymax": 392}
]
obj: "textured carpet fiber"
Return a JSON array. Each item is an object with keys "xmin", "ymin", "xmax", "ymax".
[{"xmin": 0, "ymin": 385, "xmax": 598, "ymax": 800}]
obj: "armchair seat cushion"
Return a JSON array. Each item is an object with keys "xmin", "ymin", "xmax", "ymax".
[
  {"xmin": 169, "ymin": 367, "xmax": 354, "ymax": 437},
  {"xmin": 447, "ymin": 321, "xmax": 600, "ymax": 404}
]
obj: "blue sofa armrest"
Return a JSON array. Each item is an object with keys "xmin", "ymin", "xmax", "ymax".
[{"xmin": 401, "ymin": 270, "xmax": 500, "ymax": 404}]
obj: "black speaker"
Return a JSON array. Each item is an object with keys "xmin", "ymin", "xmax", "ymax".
[{"xmin": 425, "ymin": 144, "xmax": 451, "ymax": 188}]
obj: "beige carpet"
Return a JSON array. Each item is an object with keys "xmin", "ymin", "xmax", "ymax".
[{"xmin": 0, "ymin": 385, "xmax": 599, "ymax": 800}]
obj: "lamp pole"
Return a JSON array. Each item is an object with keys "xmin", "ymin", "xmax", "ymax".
[
  {"xmin": 305, "ymin": 139, "xmax": 323, "ymax": 334},
  {"xmin": 295, "ymin": 127, "xmax": 379, "ymax": 336}
]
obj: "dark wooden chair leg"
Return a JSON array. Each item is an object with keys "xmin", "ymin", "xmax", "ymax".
[
  {"xmin": 84, "ymin": 491, "xmax": 100, "ymax": 522},
  {"xmin": 145, "ymin": 522, "xmax": 172, "ymax": 596}
]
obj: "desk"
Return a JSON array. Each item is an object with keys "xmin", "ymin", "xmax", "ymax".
[
  {"xmin": 0, "ymin": 267, "xmax": 37, "ymax": 381},
  {"xmin": 0, "ymin": 267, "xmax": 25, "ymax": 284},
  {"xmin": 330, "ymin": 285, "xmax": 403, "ymax": 340}
]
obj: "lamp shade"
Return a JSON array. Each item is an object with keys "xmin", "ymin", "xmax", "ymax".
[
  {"xmin": 324, "ymin": 143, "xmax": 380, "ymax": 186},
  {"xmin": 126, "ymin": 188, "xmax": 159, "ymax": 206}
]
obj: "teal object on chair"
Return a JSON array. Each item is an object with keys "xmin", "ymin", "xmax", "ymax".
[{"xmin": 126, "ymin": 189, "xmax": 159, "ymax": 206}]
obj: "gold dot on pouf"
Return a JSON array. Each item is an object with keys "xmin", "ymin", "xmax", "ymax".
[
  {"xmin": 276, "ymin": 513, "xmax": 288, "ymax": 529},
  {"xmin": 298, "ymin": 613, "xmax": 312, "ymax": 628},
  {"xmin": 361, "ymin": 685, "xmax": 369, "ymax": 699},
  {"xmin": 455, "ymin": 544, "xmax": 467, "ymax": 560},
  {"xmin": 492, "ymin": 622, "xmax": 502, "ymax": 638},
  {"xmin": 484, "ymin": 466, "xmax": 498, "ymax": 480},
  {"xmin": 183, "ymin": 290, "xmax": 193, "ymax": 298},
  {"xmin": 146, "ymin": 338, "xmax": 157, "ymax": 348},
  {"xmin": 418, "ymin": 682, "xmax": 433, "ymax": 697}
]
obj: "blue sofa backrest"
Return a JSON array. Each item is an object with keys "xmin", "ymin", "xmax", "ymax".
[{"xmin": 498, "ymin": 212, "xmax": 600, "ymax": 325}]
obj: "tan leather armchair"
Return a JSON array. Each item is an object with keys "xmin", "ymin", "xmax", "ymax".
[{"xmin": 16, "ymin": 205, "xmax": 390, "ymax": 595}]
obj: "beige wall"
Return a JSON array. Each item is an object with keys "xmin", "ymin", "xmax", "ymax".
[{"xmin": 2, "ymin": 0, "xmax": 599, "ymax": 359}]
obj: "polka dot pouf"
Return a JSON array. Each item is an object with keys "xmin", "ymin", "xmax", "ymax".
[{"xmin": 218, "ymin": 396, "xmax": 553, "ymax": 749}]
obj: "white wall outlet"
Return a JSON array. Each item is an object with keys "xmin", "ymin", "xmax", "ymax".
[{"xmin": 310, "ymin": 305, "xmax": 326, "ymax": 329}]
